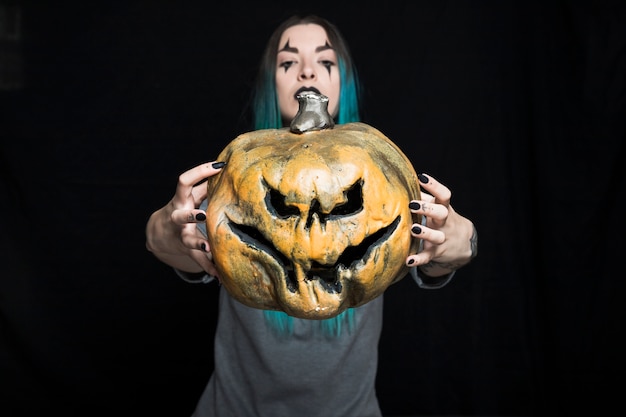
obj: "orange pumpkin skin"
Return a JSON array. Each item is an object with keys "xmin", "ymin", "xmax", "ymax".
[{"xmin": 205, "ymin": 122, "xmax": 421, "ymax": 319}]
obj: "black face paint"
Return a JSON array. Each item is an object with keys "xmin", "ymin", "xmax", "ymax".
[
  {"xmin": 278, "ymin": 39, "xmax": 335, "ymax": 75},
  {"xmin": 278, "ymin": 40, "xmax": 297, "ymax": 73},
  {"xmin": 323, "ymin": 61, "xmax": 332, "ymax": 76},
  {"xmin": 317, "ymin": 41, "xmax": 334, "ymax": 76},
  {"xmin": 316, "ymin": 41, "xmax": 333, "ymax": 53},
  {"xmin": 279, "ymin": 39, "xmax": 297, "ymax": 54}
]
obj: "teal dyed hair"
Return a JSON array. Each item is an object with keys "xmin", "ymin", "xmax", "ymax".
[
  {"xmin": 264, "ymin": 309, "xmax": 356, "ymax": 338},
  {"xmin": 252, "ymin": 14, "xmax": 362, "ymax": 129},
  {"xmin": 252, "ymin": 15, "xmax": 363, "ymax": 336},
  {"xmin": 336, "ymin": 59, "xmax": 360, "ymax": 124},
  {"xmin": 252, "ymin": 71, "xmax": 281, "ymax": 130}
]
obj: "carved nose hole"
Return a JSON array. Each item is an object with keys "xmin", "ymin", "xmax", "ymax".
[
  {"xmin": 305, "ymin": 180, "xmax": 364, "ymax": 229},
  {"xmin": 305, "ymin": 199, "xmax": 322, "ymax": 229}
]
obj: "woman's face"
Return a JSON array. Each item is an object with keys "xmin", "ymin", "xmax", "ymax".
[{"xmin": 276, "ymin": 23, "xmax": 341, "ymax": 123}]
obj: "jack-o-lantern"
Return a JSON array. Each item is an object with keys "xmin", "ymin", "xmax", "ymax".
[{"xmin": 205, "ymin": 93, "xmax": 420, "ymax": 319}]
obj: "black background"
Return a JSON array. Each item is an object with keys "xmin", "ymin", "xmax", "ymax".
[{"xmin": 2, "ymin": 1, "xmax": 625, "ymax": 416}]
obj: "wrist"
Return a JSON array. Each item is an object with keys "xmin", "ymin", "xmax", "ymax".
[
  {"xmin": 418, "ymin": 262, "xmax": 457, "ymax": 278},
  {"xmin": 410, "ymin": 267, "xmax": 455, "ymax": 289}
]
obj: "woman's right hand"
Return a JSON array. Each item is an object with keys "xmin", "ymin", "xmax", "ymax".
[{"xmin": 145, "ymin": 161, "xmax": 225, "ymax": 277}]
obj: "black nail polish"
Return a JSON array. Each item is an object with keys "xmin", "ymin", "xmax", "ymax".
[
  {"xmin": 411, "ymin": 225, "xmax": 422, "ymax": 235},
  {"xmin": 212, "ymin": 161, "xmax": 226, "ymax": 169},
  {"xmin": 201, "ymin": 243, "xmax": 207, "ymax": 252},
  {"xmin": 195, "ymin": 213, "xmax": 206, "ymax": 221},
  {"xmin": 407, "ymin": 258, "xmax": 415, "ymax": 265},
  {"xmin": 409, "ymin": 201, "xmax": 421, "ymax": 210},
  {"xmin": 418, "ymin": 173, "xmax": 429, "ymax": 184}
]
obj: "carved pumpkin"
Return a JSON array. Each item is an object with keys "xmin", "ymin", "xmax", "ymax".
[{"xmin": 205, "ymin": 95, "xmax": 420, "ymax": 319}]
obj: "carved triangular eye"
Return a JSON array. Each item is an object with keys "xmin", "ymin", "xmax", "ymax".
[
  {"xmin": 329, "ymin": 180, "xmax": 363, "ymax": 217},
  {"xmin": 264, "ymin": 179, "xmax": 364, "ymax": 223},
  {"xmin": 266, "ymin": 186, "xmax": 300, "ymax": 218}
]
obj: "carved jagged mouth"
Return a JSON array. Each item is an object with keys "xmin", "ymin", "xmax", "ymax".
[{"xmin": 228, "ymin": 216, "xmax": 401, "ymax": 294}]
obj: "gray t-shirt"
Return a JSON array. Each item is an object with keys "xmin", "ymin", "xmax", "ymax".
[
  {"xmin": 184, "ymin": 200, "xmax": 452, "ymax": 415},
  {"xmin": 191, "ymin": 288, "xmax": 384, "ymax": 417}
]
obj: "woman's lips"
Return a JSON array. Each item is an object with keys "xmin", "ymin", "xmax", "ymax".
[{"xmin": 294, "ymin": 86, "xmax": 321, "ymax": 98}]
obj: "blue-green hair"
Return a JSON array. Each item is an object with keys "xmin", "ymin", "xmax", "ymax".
[
  {"xmin": 252, "ymin": 14, "xmax": 362, "ymax": 129},
  {"xmin": 252, "ymin": 15, "xmax": 362, "ymax": 337},
  {"xmin": 264, "ymin": 309, "xmax": 356, "ymax": 339}
]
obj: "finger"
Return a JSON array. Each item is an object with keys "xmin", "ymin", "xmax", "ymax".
[
  {"xmin": 417, "ymin": 190, "xmax": 434, "ymax": 204},
  {"xmin": 406, "ymin": 251, "xmax": 432, "ymax": 267},
  {"xmin": 173, "ymin": 161, "xmax": 225, "ymax": 206},
  {"xmin": 188, "ymin": 245, "xmax": 220, "ymax": 277},
  {"xmin": 178, "ymin": 223, "xmax": 208, "ymax": 247},
  {"xmin": 171, "ymin": 209, "xmax": 207, "ymax": 225},
  {"xmin": 410, "ymin": 223, "xmax": 445, "ymax": 244},
  {"xmin": 191, "ymin": 181, "xmax": 209, "ymax": 205},
  {"xmin": 408, "ymin": 200, "xmax": 449, "ymax": 222},
  {"xmin": 418, "ymin": 173, "xmax": 451, "ymax": 205},
  {"xmin": 179, "ymin": 161, "xmax": 226, "ymax": 187}
]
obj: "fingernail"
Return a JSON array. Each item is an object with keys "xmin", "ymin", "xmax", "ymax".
[
  {"xmin": 418, "ymin": 173, "xmax": 429, "ymax": 184},
  {"xmin": 195, "ymin": 212, "xmax": 206, "ymax": 221},
  {"xmin": 201, "ymin": 243, "xmax": 207, "ymax": 252},
  {"xmin": 212, "ymin": 161, "xmax": 226, "ymax": 169},
  {"xmin": 411, "ymin": 225, "xmax": 422, "ymax": 235},
  {"xmin": 407, "ymin": 258, "xmax": 415, "ymax": 265},
  {"xmin": 409, "ymin": 201, "xmax": 421, "ymax": 210}
]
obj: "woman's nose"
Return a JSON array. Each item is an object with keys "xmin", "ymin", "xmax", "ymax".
[{"xmin": 298, "ymin": 63, "xmax": 316, "ymax": 80}]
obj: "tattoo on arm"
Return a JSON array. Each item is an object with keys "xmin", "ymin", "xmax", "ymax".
[{"xmin": 470, "ymin": 224, "xmax": 478, "ymax": 259}]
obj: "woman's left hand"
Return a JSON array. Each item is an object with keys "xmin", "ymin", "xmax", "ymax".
[{"xmin": 405, "ymin": 173, "xmax": 477, "ymax": 277}]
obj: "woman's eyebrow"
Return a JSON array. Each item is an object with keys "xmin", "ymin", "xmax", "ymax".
[
  {"xmin": 316, "ymin": 41, "xmax": 333, "ymax": 53},
  {"xmin": 278, "ymin": 40, "xmax": 334, "ymax": 54},
  {"xmin": 279, "ymin": 40, "xmax": 297, "ymax": 53}
]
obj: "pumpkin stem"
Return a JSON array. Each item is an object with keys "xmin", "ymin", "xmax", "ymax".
[{"xmin": 289, "ymin": 92, "xmax": 335, "ymax": 133}]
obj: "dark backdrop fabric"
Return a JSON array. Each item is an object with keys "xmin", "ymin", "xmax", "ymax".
[{"xmin": 1, "ymin": 1, "xmax": 624, "ymax": 416}]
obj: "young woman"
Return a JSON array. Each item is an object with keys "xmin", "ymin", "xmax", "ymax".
[{"xmin": 145, "ymin": 14, "xmax": 477, "ymax": 417}]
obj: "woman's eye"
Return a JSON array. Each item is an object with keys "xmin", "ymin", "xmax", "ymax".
[
  {"xmin": 279, "ymin": 61, "xmax": 295, "ymax": 71},
  {"xmin": 320, "ymin": 60, "xmax": 335, "ymax": 74}
]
